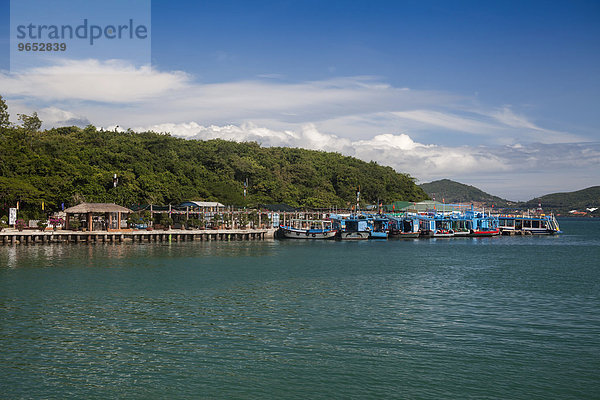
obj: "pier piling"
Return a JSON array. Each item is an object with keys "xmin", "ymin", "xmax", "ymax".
[{"xmin": 0, "ymin": 228, "xmax": 274, "ymax": 246}]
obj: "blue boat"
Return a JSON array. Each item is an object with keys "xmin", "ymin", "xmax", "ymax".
[
  {"xmin": 331, "ymin": 214, "xmax": 371, "ymax": 240},
  {"xmin": 413, "ymin": 212, "xmax": 454, "ymax": 237},
  {"xmin": 449, "ymin": 213, "xmax": 472, "ymax": 237},
  {"xmin": 456, "ymin": 207, "xmax": 500, "ymax": 237},
  {"xmin": 388, "ymin": 214, "xmax": 421, "ymax": 238},
  {"xmin": 369, "ymin": 215, "xmax": 389, "ymax": 239},
  {"xmin": 433, "ymin": 222, "xmax": 455, "ymax": 237}
]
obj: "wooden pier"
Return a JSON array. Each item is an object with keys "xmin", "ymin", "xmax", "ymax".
[{"xmin": 0, "ymin": 229, "xmax": 276, "ymax": 245}]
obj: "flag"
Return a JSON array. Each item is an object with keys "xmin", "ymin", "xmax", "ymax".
[{"xmin": 42, "ymin": 201, "xmax": 44, "ymax": 211}]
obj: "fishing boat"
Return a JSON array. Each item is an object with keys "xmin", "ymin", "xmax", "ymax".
[
  {"xmin": 452, "ymin": 228, "xmax": 471, "ymax": 237},
  {"xmin": 450, "ymin": 215, "xmax": 472, "ymax": 237},
  {"xmin": 278, "ymin": 219, "xmax": 338, "ymax": 239},
  {"xmin": 369, "ymin": 216, "xmax": 389, "ymax": 239},
  {"xmin": 417, "ymin": 213, "xmax": 435, "ymax": 237},
  {"xmin": 461, "ymin": 209, "xmax": 500, "ymax": 237},
  {"xmin": 398, "ymin": 231, "xmax": 421, "ymax": 238},
  {"xmin": 333, "ymin": 214, "xmax": 371, "ymax": 240},
  {"xmin": 469, "ymin": 228, "xmax": 500, "ymax": 237},
  {"xmin": 432, "ymin": 215, "xmax": 455, "ymax": 237},
  {"xmin": 433, "ymin": 228, "xmax": 455, "ymax": 238},
  {"xmin": 388, "ymin": 215, "xmax": 421, "ymax": 238}
]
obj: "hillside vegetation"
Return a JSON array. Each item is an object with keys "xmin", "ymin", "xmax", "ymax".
[
  {"xmin": 419, "ymin": 179, "xmax": 512, "ymax": 207},
  {"xmin": 0, "ymin": 124, "xmax": 428, "ymax": 219}
]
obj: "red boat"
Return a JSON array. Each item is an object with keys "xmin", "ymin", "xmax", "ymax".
[{"xmin": 469, "ymin": 228, "xmax": 500, "ymax": 237}]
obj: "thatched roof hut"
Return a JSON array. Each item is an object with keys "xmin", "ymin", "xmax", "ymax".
[
  {"xmin": 64, "ymin": 203, "xmax": 132, "ymax": 231},
  {"xmin": 64, "ymin": 203, "xmax": 132, "ymax": 214}
]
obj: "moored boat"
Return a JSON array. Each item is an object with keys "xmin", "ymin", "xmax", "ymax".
[
  {"xmin": 278, "ymin": 225, "xmax": 338, "ymax": 239},
  {"xmin": 498, "ymin": 214, "xmax": 561, "ymax": 235},
  {"xmin": 469, "ymin": 228, "xmax": 500, "ymax": 237},
  {"xmin": 388, "ymin": 215, "xmax": 421, "ymax": 238},
  {"xmin": 432, "ymin": 229, "xmax": 455, "ymax": 238},
  {"xmin": 369, "ymin": 216, "xmax": 389, "ymax": 239},
  {"xmin": 340, "ymin": 231, "xmax": 371, "ymax": 240},
  {"xmin": 433, "ymin": 215, "xmax": 455, "ymax": 237},
  {"xmin": 397, "ymin": 231, "xmax": 420, "ymax": 238},
  {"xmin": 278, "ymin": 218, "xmax": 338, "ymax": 239},
  {"xmin": 452, "ymin": 229, "xmax": 471, "ymax": 237},
  {"xmin": 332, "ymin": 214, "xmax": 371, "ymax": 240}
]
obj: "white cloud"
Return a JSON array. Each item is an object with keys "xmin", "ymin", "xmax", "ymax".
[
  {"xmin": 0, "ymin": 59, "xmax": 190, "ymax": 102},
  {"xmin": 491, "ymin": 106, "xmax": 541, "ymax": 130},
  {"xmin": 139, "ymin": 122, "xmax": 354, "ymax": 152},
  {"xmin": 487, "ymin": 106, "xmax": 583, "ymax": 143},
  {"xmin": 392, "ymin": 110, "xmax": 499, "ymax": 134},
  {"xmin": 0, "ymin": 59, "xmax": 469, "ymax": 140},
  {"xmin": 0, "ymin": 59, "xmax": 586, "ymax": 147},
  {"xmin": 39, "ymin": 107, "xmax": 90, "ymax": 127},
  {"xmin": 2, "ymin": 58, "xmax": 597, "ymax": 199},
  {"xmin": 354, "ymin": 133, "xmax": 421, "ymax": 151}
]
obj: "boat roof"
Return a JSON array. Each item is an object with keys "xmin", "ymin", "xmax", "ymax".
[{"xmin": 180, "ymin": 201, "xmax": 225, "ymax": 207}]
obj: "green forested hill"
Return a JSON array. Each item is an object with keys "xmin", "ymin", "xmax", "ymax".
[
  {"xmin": 419, "ymin": 179, "xmax": 512, "ymax": 206},
  {"xmin": 521, "ymin": 186, "xmax": 600, "ymax": 213},
  {"xmin": 0, "ymin": 125, "xmax": 428, "ymax": 218}
]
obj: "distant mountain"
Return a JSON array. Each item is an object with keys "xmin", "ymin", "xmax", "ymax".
[
  {"xmin": 419, "ymin": 180, "xmax": 600, "ymax": 216},
  {"xmin": 522, "ymin": 186, "xmax": 600, "ymax": 214},
  {"xmin": 419, "ymin": 179, "xmax": 513, "ymax": 207}
]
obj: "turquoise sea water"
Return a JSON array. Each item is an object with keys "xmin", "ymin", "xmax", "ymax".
[{"xmin": 1, "ymin": 219, "xmax": 599, "ymax": 399}]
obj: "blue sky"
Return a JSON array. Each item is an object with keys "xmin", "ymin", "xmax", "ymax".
[
  {"xmin": 150, "ymin": 0, "xmax": 599, "ymax": 129},
  {"xmin": 0, "ymin": 0, "xmax": 598, "ymax": 200}
]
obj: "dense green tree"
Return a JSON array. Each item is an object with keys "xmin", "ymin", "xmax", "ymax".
[
  {"xmin": 0, "ymin": 95, "xmax": 9, "ymax": 129},
  {"xmin": 0, "ymin": 119, "xmax": 429, "ymax": 215},
  {"xmin": 18, "ymin": 112, "xmax": 42, "ymax": 133}
]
